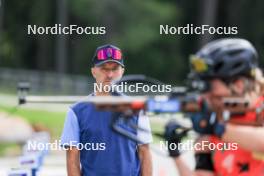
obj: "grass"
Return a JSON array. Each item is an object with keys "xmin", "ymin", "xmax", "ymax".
[
  {"xmin": 150, "ymin": 120, "xmax": 165, "ymax": 143},
  {"xmin": 0, "ymin": 143, "xmax": 21, "ymax": 156},
  {"xmin": 0, "ymin": 103, "xmax": 165, "ymax": 156},
  {"xmin": 0, "ymin": 105, "xmax": 66, "ymax": 139},
  {"xmin": 0, "ymin": 104, "xmax": 165, "ymax": 142},
  {"xmin": 0, "ymin": 104, "xmax": 66, "ymax": 156}
]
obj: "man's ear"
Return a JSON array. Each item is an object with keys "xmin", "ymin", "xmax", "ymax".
[
  {"xmin": 233, "ymin": 78, "xmax": 245, "ymax": 94},
  {"xmin": 91, "ymin": 67, "xmax": 96, "ymax": 78},
  {"xmin": 121, "ymin": 67, "xmax": 125, "ymax": 75}
]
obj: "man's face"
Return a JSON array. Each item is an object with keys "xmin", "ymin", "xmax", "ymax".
[
  {"xmin": 91, "ymin": 62, "xmax": 124, "ymax": 86},
  {"xmin": 203, "ymin": 79, "xmax": 231, "ymax": 109}
]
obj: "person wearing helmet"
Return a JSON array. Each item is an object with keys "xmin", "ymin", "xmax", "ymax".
[{"xmin": 166, "ymin": 38, "xmax": 264, "ymax": 176}]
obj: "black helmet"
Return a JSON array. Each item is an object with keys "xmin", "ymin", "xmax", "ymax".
[{"xmin": 190, "ymin": 38, "xmax": 258, "ymax": 80}]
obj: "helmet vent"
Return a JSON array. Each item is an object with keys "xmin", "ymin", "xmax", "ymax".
[
  {"xmin": 232, "ymin": 62, "xmax": 243, "ymax": 69},
  {"xmin": 228, "ymin": 50, "xmax": 243, "ymax": 57},
  {"xmin": 214, "ymin": 62, "xmax": 223, "ymax": 72}
]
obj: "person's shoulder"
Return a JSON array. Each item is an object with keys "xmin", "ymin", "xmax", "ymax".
[
  {"xmin": 111, "ymin": 91, "xmax": 127, "ymax": 97},
  {"xmin": 70, "ymin": 93, "xmax": 95, "ymax": 111}
]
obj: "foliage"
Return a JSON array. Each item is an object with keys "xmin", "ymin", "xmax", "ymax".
[{"xmin": 0, "ymin": 0, "xmax": 263, "ymax": 84}]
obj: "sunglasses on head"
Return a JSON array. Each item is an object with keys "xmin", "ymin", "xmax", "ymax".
[{"xmin": 97, "ymin": 47, "xmax": 122, "ymax": 60}]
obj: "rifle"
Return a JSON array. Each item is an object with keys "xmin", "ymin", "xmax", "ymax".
[{"xmin": 17, "ymin": 76, "xmax": 264, "ymax": 143}]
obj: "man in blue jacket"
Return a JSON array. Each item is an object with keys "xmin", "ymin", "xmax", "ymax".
[{"xmin": 61, "ymin": 44, "xmax": 153, "ymax": 176}]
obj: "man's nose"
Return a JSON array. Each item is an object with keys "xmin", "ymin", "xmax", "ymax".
[{"xmin": 106, "ymin": 70, "xmax": 114, "ymax": 78}]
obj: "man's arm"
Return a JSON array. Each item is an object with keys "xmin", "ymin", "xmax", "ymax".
[
  {"xmin": 61, "ymin": 108, "xmax": 81, "ymax": 175},
  {"xmin": 138, "ymin": 144, "xmax": 152, "ymax": 176},
  {"xmin": 136, "ymin": 111, "xmax": 153, "ymax": 176},
  {"xmin": 222, "ymin": 124, "xmax": 264, "ymax": 152},
  {"xmin": 174, "ymin": 156, "xmax": 214, "ymax": 176},
  {"xmin": 166, "ymin": 125, "xmax": 215, "ymax": 176},
  {"xmin": 66, "ymin": 147, "xmax": 81, "ymax": 176}
]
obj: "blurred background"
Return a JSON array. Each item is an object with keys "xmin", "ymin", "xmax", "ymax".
[{"xmin": 0, "ymin": 0, "xmax": 264, "ymax": 175}]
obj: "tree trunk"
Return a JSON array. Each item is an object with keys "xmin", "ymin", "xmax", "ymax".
[
  {"xmin": 198, "ymin": 0, "xmax": 218, "ymax": 47},
  {"xmin": 0, "ymin": 0, "xmax": 4, "ymax": 64},
  {"xmin": 56, "ymin": 0, "xmax": 68, "ymax": 74}
]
